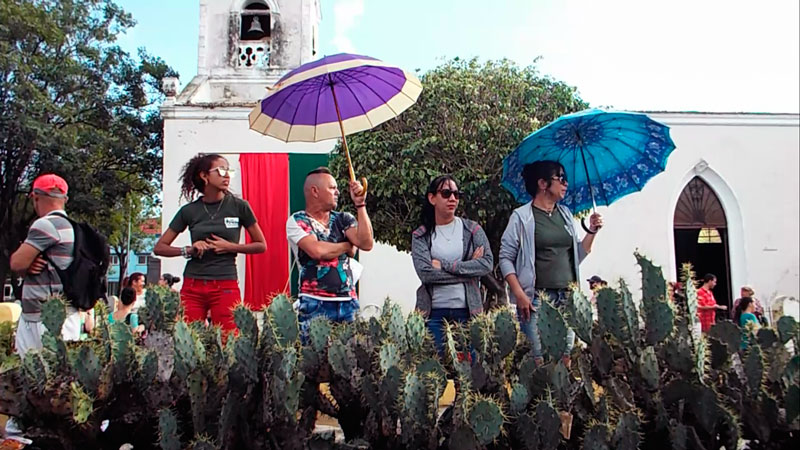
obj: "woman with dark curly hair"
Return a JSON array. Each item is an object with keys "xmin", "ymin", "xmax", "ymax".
[{"xmin": 154, "ymin": 154, "xmax": 266, "ymax": 331}]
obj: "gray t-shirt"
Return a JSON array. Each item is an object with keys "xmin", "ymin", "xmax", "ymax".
[
  {"xmin": 21, "ymin": 211, "xmax": 75, "ymax": 316},
  {"xmin": 169, "ymin": 195, "xmax": 257, "ymax": 280},
  {"xmin": 430, "ymin": 218, "xmax": 467, "ymax": 309}
]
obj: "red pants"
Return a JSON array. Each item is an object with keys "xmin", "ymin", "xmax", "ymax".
[{"xmin": 180, "ymin": 278, "xmax": 240, "ymax": 331}]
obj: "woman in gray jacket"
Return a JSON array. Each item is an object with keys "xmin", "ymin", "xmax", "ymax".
[
  {"xmin": 499, "ymin": 161, "xmax": 603, "ymax": 366},
  {"xmin": 412, "ymin": 175, "xmax": 493, "ymax": 356}
]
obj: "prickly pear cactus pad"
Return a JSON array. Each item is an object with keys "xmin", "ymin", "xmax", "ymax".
[
  {"xmin": 158, "ymin": 408, "xmax": 181, "ymax": 450},
  {"xmin": 566, "ymin": 286, "xmax": 593, "ymax": 345},
  {"xmin": 537, "ymin": 300, "xmax": 569, "ymax": 360},
  {"xmin": 406, "ymin": 311, "xmax": 427, "ymax": 353},
  {"xmin": 534, "ymin": 401, "xmax": 562, "ymax": 449},
  {"xmin": 70, "ymin": 381, "xmax": 93, "ymax": 424},
  {"xmin": 509, "ymin": 382, "xmax": 529, "ymax": 415},
  {"xmin": 744, "ymin": 342, "xmax": 765, "ymax": 394},
  {"xmin": 582, "ymin": 424, "xmax": 610, "ymax": 450},
  {"xmin": 41, "ymin": 295, "xmax": 67, "ymax": 336},
  {"xmin": 636, "ymin": 252, "xmax": 668, "ymax": 302},
  {"xmin": 595, "ymin": 288, "xmax": 628, "ymax": 344},
  {"xmin": 467, "ymin": 396, "xmax": 504, "ymax": 445},
  {"xmin": 642, "ymin": 295, "xmax": 674, "ymax": 346},
  {"xmin": 233, "ymin": 303, "xmax": 258, "ymax": 341},
  {"xmin": 492, "ymin": 307, "xmax": 517, "ymax": 359},
  {"xmin": 681, "ymin": 263, "xmax": 699, "ymax": 325},
  {"xmin": 379, "ymin": 342, "xmax": 401, "ymax": 374},
  {"xmin": 269, "ymin": 294, "xmax": 299, "ymax": 346},
  {"xmin": 612, "ymin": 412, "xmax": 641, "ymax": 450},
  {"xmin": 639, "ymin": 346, "xmax": 660, "ymax": 390},
  {"xmin": 708, "ymin": 321, "xmax": 741, "ymax": 354},
  {"xmin": 618, "ymin": 279, "xmax": 640, "ymax": 345},
  {"xmin": 777, "ymin": 315, "xmax": 799, "ymax": 345}
]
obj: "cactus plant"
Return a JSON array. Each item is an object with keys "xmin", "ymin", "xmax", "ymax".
[{"xmin": 3, "ymin": 259, "xmax": 799, "ymax": 450}]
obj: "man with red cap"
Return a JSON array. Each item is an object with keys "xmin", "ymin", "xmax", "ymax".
[{"xmin": 10, "ymin": 174, "xmax": 82, "ymax": 356}]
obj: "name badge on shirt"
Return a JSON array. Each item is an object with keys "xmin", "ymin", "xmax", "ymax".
[{"xmin": 224, "ymin": 217, "xmax": 239, "ymax": 228}]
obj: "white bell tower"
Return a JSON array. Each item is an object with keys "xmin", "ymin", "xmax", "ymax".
[{"xmin": 168, "ymin": 0, "xmax": 321, "ymax": 106}]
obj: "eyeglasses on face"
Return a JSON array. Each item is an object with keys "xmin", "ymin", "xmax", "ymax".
[
  {"xmin": 438, "ymin": 189, "xmax": 461, "ymax": 200},
  {"xmin": 210, "ymin": 167, "xmax": 236, "ymax": 178},
  {"xmin": 551, "ymin": 173, "xmax": 568, "ymax": 184}
]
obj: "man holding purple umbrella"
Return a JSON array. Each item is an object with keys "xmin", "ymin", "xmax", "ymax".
[{"xmin": 286, "ymin": 168, "xmax": 374, "ymax": 338}]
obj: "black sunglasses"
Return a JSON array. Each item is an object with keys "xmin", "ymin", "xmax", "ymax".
[
  {"xmin": 551, "ymin": 173, "xmax": 568, "ymax": 184},
  {"xmin": 438, "ymin": 189, "xmax": 462, "ymax": 200}
]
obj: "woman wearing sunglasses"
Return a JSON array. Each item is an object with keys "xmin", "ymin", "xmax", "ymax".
[
  {"xmin": 154, "ymin": 153, "xmax": 266, "ymax": 332},
  {"xmin": 411, "ymin": 175, "xmax": 494, "ymax": 357},
  {"xmin": 499, "ymin": 160, "xmax": 603, "ymax": 367}
]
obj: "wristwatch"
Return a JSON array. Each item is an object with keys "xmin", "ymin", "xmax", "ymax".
[{"xmin": 181, "ymin": 246, "xmax": 193, "ymax": 259}]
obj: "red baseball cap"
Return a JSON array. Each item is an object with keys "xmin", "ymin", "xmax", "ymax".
[{"xmin": 32, "ymin": 174, "xmax": 69, "ymax": 198}]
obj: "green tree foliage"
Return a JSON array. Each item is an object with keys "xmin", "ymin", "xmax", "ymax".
[
  {"xmin": 331, "ymin": 58, "xmax": 587, "ymax": 294},
  {"xmin": 103, "ymin": 193, "xmax": 159, "ymax": 293},
  {"xmin": 0, "ymin": 0, "xmax": 176, "ymax": 292}
]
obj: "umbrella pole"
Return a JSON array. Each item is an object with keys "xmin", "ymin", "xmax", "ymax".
[
  {"xmin": 329, "ymin": 82, "xmax": 356, "ymax": 183},
  {"xmin": 578, "ymin": 144, "xmax": 600, "ymax": 233},
  {"xmin": 578, "ymin": 144, "xmax": 597, "ymax": 213}
]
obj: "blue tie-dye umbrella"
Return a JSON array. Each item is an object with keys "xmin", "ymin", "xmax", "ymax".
[{"xmin": 502, "ymin": 109, "xmax": 676, "ymax": 220}]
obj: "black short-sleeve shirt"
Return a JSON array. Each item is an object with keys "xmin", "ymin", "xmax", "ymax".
[{"xmin": 169, "ymin": 194, "xmax": 257, "ymax": 280}]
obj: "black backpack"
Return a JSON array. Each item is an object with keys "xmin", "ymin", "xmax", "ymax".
[{"xmin": 44, "ymin": 212, "xmax": 111, "ymax": 310}]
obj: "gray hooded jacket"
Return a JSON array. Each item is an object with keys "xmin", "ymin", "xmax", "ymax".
[
  {"xmin": 498, "ymin": 201, "xmax": 587, "ymax": 305},
  {"xmin": 412, "ymin": 217, "xmax": 493, "ymax": 317}
]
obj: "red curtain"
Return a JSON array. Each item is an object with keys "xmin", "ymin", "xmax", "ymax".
[{"xmin": 240, "ymin": 153, "xmax": 290, "ymax": 309}]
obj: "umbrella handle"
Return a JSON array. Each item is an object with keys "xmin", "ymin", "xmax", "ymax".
[{"xmin": 581, "ymin": 217, "xmax": 602, "ymax": 234}]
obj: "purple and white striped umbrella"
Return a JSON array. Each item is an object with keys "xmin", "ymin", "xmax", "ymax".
[{"xmin": 249, "ymin": 53, "xmax": 422, "ymax": 143}]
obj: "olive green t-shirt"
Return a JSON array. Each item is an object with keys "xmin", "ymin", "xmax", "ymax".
[
  {"xmin": 169, "ymin": 195, "xmax": 257, "ymax": 280},
  {"xmin": 533, "ymin": 206, "xmax": 576, "ymax": 289}
]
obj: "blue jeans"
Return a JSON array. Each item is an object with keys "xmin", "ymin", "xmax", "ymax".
[
  {"xmin": 297, "ymin": 295, "xmax": 360, "ymax": 342},
  {"xmin": 427, "ymin": 308, "xmax": 470, "ymax": 359},
  {"xmin": 518, "ymin": 288, "xmax": 576, "ymax": 361}
]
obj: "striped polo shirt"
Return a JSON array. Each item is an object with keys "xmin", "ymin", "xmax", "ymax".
[{"xmin": 21, "ymin": 211, "xmax": 75, "ymax": 319}]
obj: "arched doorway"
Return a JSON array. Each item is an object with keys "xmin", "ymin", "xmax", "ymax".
[{"xmin": 674, "ymin": 176, "xmax": 732, "ymax": 310}]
